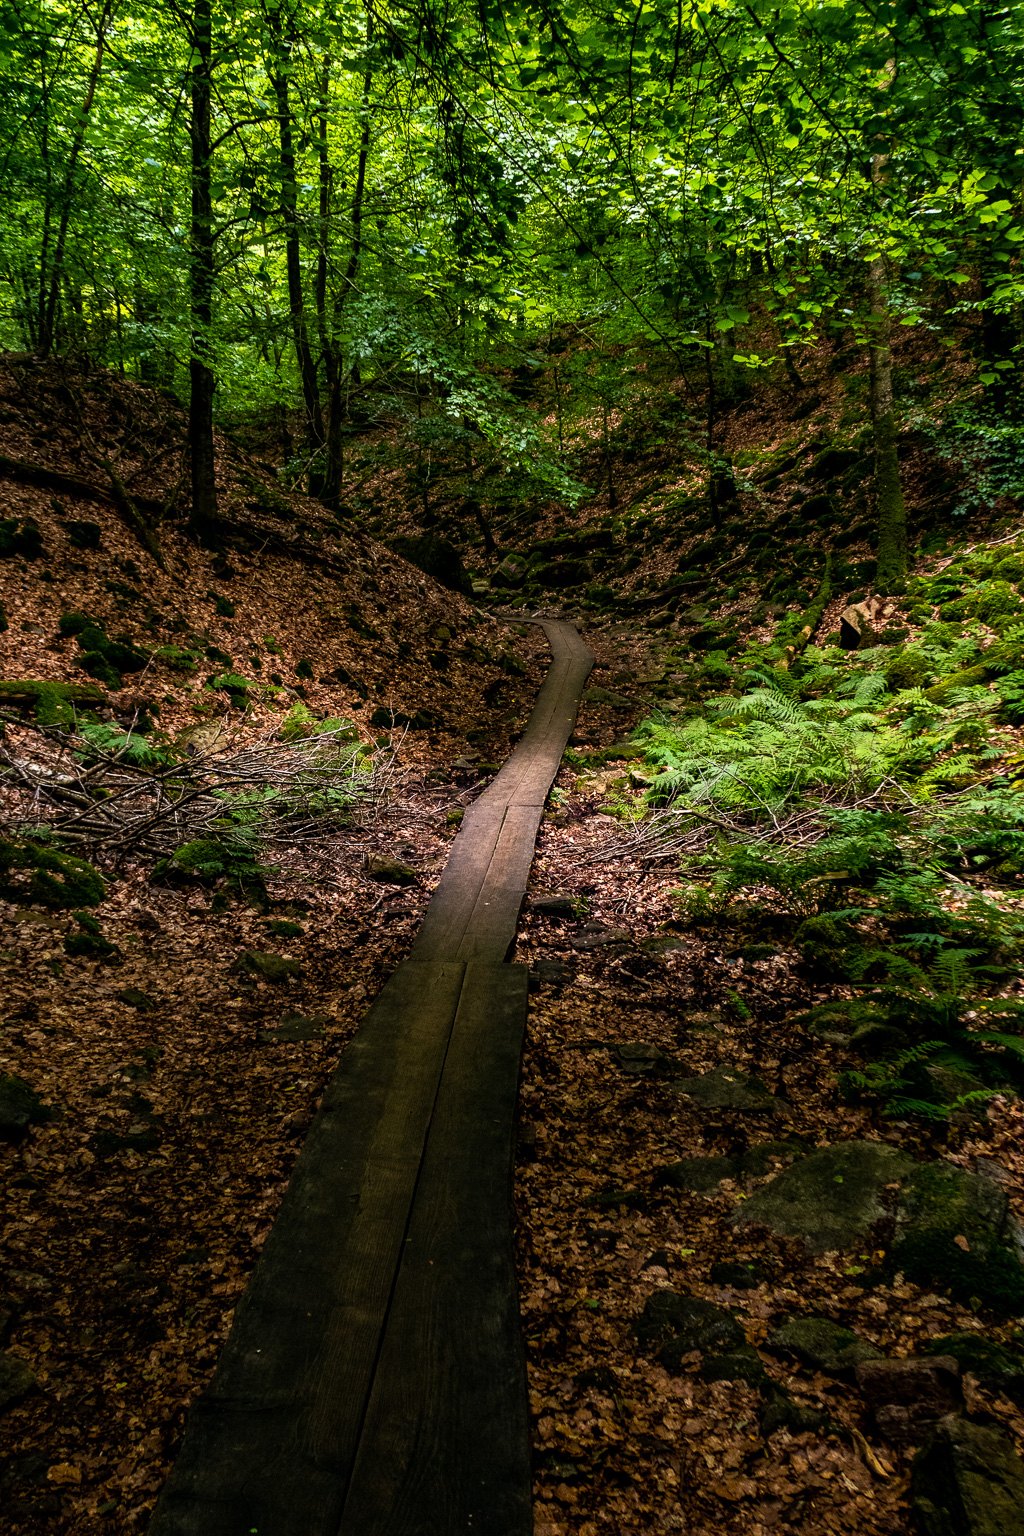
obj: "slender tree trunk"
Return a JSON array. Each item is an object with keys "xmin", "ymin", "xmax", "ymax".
[
  {"xmin": 325, "ymin": 12, "xmax": 373, "ymax": 509},
  {"xmin": 867, "ymin": 254, "xmax": 907, "ymax": 588},
  {"xmin": 867, "ymin": 64, "xmax": 908, "ymax": 589},
  {"xmin": 269, "ymin": 2, "xmax": 323, "ymax": 449},
  {"xmin": 39, "ymin": 1, "xmax": 113, "ymax": 357},
  {"xmin": 188, "ymin": 0, "xmax": 218, "ymax": 541}
]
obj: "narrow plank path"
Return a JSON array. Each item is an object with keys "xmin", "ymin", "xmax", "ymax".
[{"xmin": 149, "ymin": 619, "xmax": 594, "ymax": 1536}]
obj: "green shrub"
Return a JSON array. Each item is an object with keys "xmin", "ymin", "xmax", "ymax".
[{"xmin": 150, "ymin": 836, "xmax": 269, "ymax": 907}]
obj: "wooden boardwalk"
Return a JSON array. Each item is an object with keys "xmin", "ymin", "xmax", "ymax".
[{"xmin": 149, "ymin": 620, "xmax": 594, "ymax": 1536}]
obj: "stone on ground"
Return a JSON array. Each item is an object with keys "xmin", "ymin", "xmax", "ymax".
[
  {"xmin": 765, "ymin": 1316, "xmax": 883, "ymax": 1379},
  {"xmin": 912, "ymin": 1417, "xmax": 1024, "ymax": 1536},
  {"xmin": 365, "ymin": 854, "xmax": 418, "ymax": 885},
  {"xmin": 668, "ymin": 1063, "xmax": 782, "ymax": 1115},
  {"xmin": 855, "ymin": 1356, "xmax": 962, "ymax": 1444},
  {"xmin": 0, "ymin": 1352, "xmax": 36, "ymax": 1411},
  {"xmin": 232, "ymin": 950, "xmax": 302, "ymax": 982},
  {"xmin": 733, "ymin": 1139, "xmax": 914, "ymax": 1252},
  {"xmin": 258, "ymin": 1013, "xmax": 329, "ymax": 1044}
]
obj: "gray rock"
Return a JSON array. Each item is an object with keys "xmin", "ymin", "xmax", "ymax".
[
  {"xmin": 571, "ymin": 925, "xmax": 632, "ymax": 951},
  {"xmin": 0, "ymin": 1075, "xmax": 51, "ymax": 1143},
  {"xmin": 258, "ymin": 1013, "xmax": 329, "ymax": 1044},
  {"xmin": 912, "ymin": 1417, "xmax": 1024, "ymax": 1535},
  {"xmin": 232, "ymin": 950, "xmax": 302, "ymax": 983},
  {"xmin": 765, "ymin": 1316, "xmax": 883, "ymax": 1379},
  {"xmin": 660, "ymin": 1155, "xmax": 740, "ymax": 1193},
  {"xmin": 582, "ymin": 686, "xmax": 634, "ymax": 709},
  {"xmin": 855, "ymin": 1356, "xmax": 962, "ymax": 1444},
  {"xmin": 365, "ymin": 854, "xmax": 418, "ymax": 885},
  {"xmin": 0, "ymin": 1352, "xmax": 36, "ymax": 1411},
  {"xmin": 529, "ymin": 958, "xmax": 569, "ymax": 991},
  {"xmin": 733, "ymin": 1139, "xmax": 914, "ymax": 1253},
  {"xmin": 635, "ymin": 1292, "xmax": 746, "ymax": 1372},
  {"xmin": 612, "ymin": 1043, "xmax": 675, "ymax": 1075},
  {"xmin": 529, "ymin": 893, "xmax": 577, "ymax": 918},
  {"xmin": 668, "ymin": 1063, "xmax": 782, "ymax": 1115},
  {"xmin": 927, "ymin": 1334, "xmax": 1024, "ymax": 1405}
]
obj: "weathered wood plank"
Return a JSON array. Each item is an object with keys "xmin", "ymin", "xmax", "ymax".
[
  {"xmin": 340, "ymin": 962, "xmax": 531, "ymax": 1536},
  {"xmin": 149, "ymin": 620, "xmax": 594, "ymax": 1536},
  {"xmin": 148, "ymin": 960, "xmax": 467, "ymax": 1536},
  {"xmin": 411, "ymin": 621, "xmax": 593, "ymax": 964}
]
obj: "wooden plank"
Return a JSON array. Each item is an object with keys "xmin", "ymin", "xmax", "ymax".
[
  {"xmin": 340, "ymin": 962, "xmax": 532, "ymax": 1536},
  {"xmin": 411, "ymin": 621, "xmax": 593, "ymax": 965},
  {"xmin": 149, "ymin": 960, "xmax": 467, "ymax": 1536},
  {"xmin": 150, "ymin": 620, "xmax": 594, "ymax": 1536},
  {"xmin": 456, "ymin": 803, "xmax": 547, "ymax": 963}
]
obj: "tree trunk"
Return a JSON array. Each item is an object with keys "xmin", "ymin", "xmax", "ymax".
[
  {"xmin": 269, "ymin": 2, "xmax": 323, "ymax": 450},
  {"xmin": 867, "ymin": 64, "xmax": 908, "ymax": 590},
  {"xmin": 188, "ymin": 0, "xmax": 218, "ymax": 542},
  {"xmin": 39, "ymin": 1, "xmax": 113, "ymax": 357},
  {"xmin": 324, "ymin": 12, "xmax": 373, "ymax": 509},
  {"xmin": 867, "ymin": 254, "xmax": 907, "ymax": 588}
]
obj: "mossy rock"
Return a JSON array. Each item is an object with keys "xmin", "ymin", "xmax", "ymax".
[
  {"xmin": 0, "ymin": 679, "xmax": 106, "ymax": 726},
  {"xmin": 0, "ymin": 838, "xmax": 105, "ymax": 909},
  {"xmin": 64, "ymin": 519, "xmax": 102, "ymax": 550},
  {"xmin": 911, "ymin": 1416, "xmax": 1024, "ymax": 1536},
  {"xmin": 391, "ymin": 533, "xmax": 472, "ymax": 596},
  {"xmin": 734, "ymin": 1139, "xmax": 915, "ymax": 1253},
  {"xmin": 765, "ymin": 1316, "xmax": 883, "ymax": 1379},
  {"xmin": 232, "ymin": 949, "xmax": 302, "ymax": 983},
  {"xmin": 889, "ymin": 1162, "xmax": 1024, "ymax": 1313},
  {"xmin": 0, "ymin": 516, "xmax": 43, "ymax": 560},
  {"xmin": 993, "ymin": 554, "xmax": 1024, "ymax": 583},
  {"xmin": 885, "ymin": 652, "xmax": 930, "ymax": 690},
  {"xmin": 924, "ymin": 665, "xmax": 996, "ymax": 705},
  {"xmin": 151, "ymin": 838, "xmax": 268, "ymax": 906},
  {"xmin": 927, "ymin": 1332, "xmax": 1024, "ymax": 1403}
]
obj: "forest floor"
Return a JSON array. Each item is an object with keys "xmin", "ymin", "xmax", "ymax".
[{"xmin": 3, "ymin": 341, "xmax": 1024, "ymax": 1534}]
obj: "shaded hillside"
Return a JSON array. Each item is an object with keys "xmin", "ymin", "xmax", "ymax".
[{"xmin": 0, "ymin": 353, "xmax": 535, "ymax": 760}]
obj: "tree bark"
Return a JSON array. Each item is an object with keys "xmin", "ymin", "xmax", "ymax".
[
  {"xmin": 39, "ymin": 1, "xmax": 114, "ymax": 357},
  {"xmin": 324, "ymin": 11, "xmax": 373, "ymax": 510},
  {"xmin": 188, "ymin": 0, "xmax": 218, "ymax": 542},
  {"xmin": 268, "ymin": 1, "xmax": 324, "ymax": 450},
  {"xmin": 867, "ymin": 252, "xmax": 908, "ymax": 588},
  {"xmin": 867, "ymin": 62, "xmax": 908, "ymax": 589}
]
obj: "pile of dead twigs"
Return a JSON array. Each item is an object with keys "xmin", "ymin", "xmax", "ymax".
[{"xmin": 0, "ymin": 713, "xmax": 404, "ymax": 861}]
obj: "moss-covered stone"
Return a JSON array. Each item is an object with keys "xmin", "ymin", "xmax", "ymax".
[
  {"xmin": 912, "ymin": 1418, "xmax": 1024, "ymax": 1536},
  {"xmin": 0, "ymin": 679, "xmax": 107, "ymax": 725},
  {"xmin": 733, "ymin": 1139, "xmax": 915, "ymax": 1253},
  {"xmin": 889, "ymin": 1163, "xmax": 1024, "ymax": 1313},
  {"xmin": 232, "ymin": 949, "xmax": 302, "ymax": 983},
  {"xmin": 0, "ymin": 838, "xmax": 105, "ymax": 908},
  {"xmin": 927, "ymin": 1333, "xmax": 1024, "ymax": 1403},
  {"xmin": 765, "ymin": 1316, "xmax": 883, "ymax": 1379}
]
